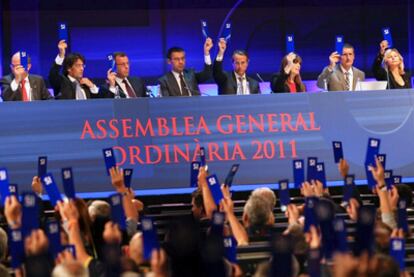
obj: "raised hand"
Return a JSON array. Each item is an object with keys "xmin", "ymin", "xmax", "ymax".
[
  {"xmin": 4, "ymin": 195, "xmax": 22, "ymax": 229},
  {"xmin": 217, "ymin": 38, "xmax": 227, "ymax": 56},
  {"xmin": 204, "ymin": 37, "xmax": 213, "ymax": 55},
  {"xmin": 328, "ymin": 51, "xmax": 341, "ymax": 69},
  {"xmin": 58, "ymin": 40, "xmax": 68, "ymax": 58}
]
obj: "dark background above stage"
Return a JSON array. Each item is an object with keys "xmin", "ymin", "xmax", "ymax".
[{"xmin": 1, "ymin": 0, "xmax": 413, "ymax": 84}]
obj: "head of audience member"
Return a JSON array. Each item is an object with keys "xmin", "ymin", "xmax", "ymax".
[
  {"xmin": 280, "ymin": 53, "xmax": 306, "ymax": 92},
  {"xmin": 128, "ymin": 232, "xmax": 144, "ymax": 266},
  {"xmin": 0, "ymin": 227, "xmax": 7, "ymax": 262},
  {"xmin": 113, "ymin": 52, "xmax": 130, "ymax": 79},
  {"xmin": 167, "ymin": 47, "xmax": 186, "ymax": 73},
  {"xmin": 232, "ymin": 50, "xmax": 249, "ymax": 77},
  {"xmin": 191, "ymin": 189, "xmax": 206, "ymax": 220},
  {"xmin": 383, "ymin": 48, "xmax": 405, "ymax": 75},
  {"xmin": 340, "ymin": 43, "xmax": 355, "ymax": 71},
  {"xmin": 10, "ymin": 52, "xmax": 32, "ymax": 77},
  {"xmin": 242, "ymin": 194, "xmax": 273, "ymax": 229},
  {"xmin": 251, "ymin": 187, "xmax": 276, "ymax": 212},
  {"xmin": 52, "ymin": 260, "xmax": 89, "ymax": 277},
  {"xmin": 63, "ymin": 53, "xmax": 86, "ymax": 80},
  {"xmin": 88, "ymin": 200, "xmax": 111, "ymax": 222}
]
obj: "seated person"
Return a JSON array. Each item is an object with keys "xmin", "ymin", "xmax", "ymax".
[
  {"xmin": 1, "ymin": 52, "xmax": 53, "ymax": 101},
  {"xmin": 372, "ymin": 41, "xmax": 412, "ymax": 89},
  {"xmin": 271, "ymin": 52, "xmax": 306, "ymax": 93},
  {"xmin": 49, "ymin": 40, "xmax": 103, "ymax": 99}
]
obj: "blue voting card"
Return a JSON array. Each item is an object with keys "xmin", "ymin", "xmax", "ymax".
[
  {"xmin": 211, "ymin": 211, "xmax": 225, "ymax": 235},
  {"xmin": 316, "ymin": 199, "xmax": 335, "ymax": 259},
  {"xmin": 335, "ymin": 36, "xmax": 344, "ymax": 54},
  {"xmin": 224, "ymin": 164, "xmax": 239, "ymax": 187},
  {"xmin": 393, "ymin": 175, "xmax": 402, "ymax": 185},
  {"xmin": 9, "ymin": 184, "xmax": 18, "ymax": 197},
  {"xmin": 141, "ymin": 216, "xmax": 160, "ymax": 260},
  {"xmin": 377, "ymin": 154, "xmax": 386, "ymax": 168},
  {"xmin": 304, "ymin": 197, "xmax": 319, "ymax": 232},
  {"xmin": 365, "ymin": 138, "xmax": 380, "ymax": 166},
  {"xmin": 382, "ymin": 27, "xmax": 393, "ymax": 48},
  {"xmin": 224, "ymin": 236, "xmax": 237, "ymax": 263},
  {"xmin": 199, "ymin": 147, "xmax": 206, "ymax": 166},
  {"xmin": 316, "ymin": 162, "xmax": 327, "ymax": 188},
  {"xmin": 20, "ymin": 51, "xmax": 28, "ymax": 70},
  {"xmin": 41, "ymin": 173, "xmax": 63, "ymax": 207},
  {"xmin": 62, "ymin": 167, "xmax": 75, "ymax": 199},
  {"xmin": 355, "ymin": 205, "xmax": 376, "ymax": 256},
  {"xmin": 293, "ymin": 159, "xmax": 305, "ymax": 189},
  {"xmin": 38, "ymin": 156, "xmax": 47, "ymax": 178},
  {"xmin": 0, "ymin": 168, "xmax": 10, "ymax": 206},
  {"xmin": 333, "ymin": 217, "xmax": 348, "ymax": 253},
  {"xmin": 22, "ymin": 192, "xmax": 39, "ymax": 238},
  {"xmin": 206, "ymin": 174, "xmax": 223, "ymax": 205},
  {"xmin": 58, "ymin": 22, "xmax": 68, "ymax": 41},
  {"xmin": 278, "ymin": 179, "xmax": 290, "ymax": 210},
  {"xmin": 201, "ymin": 20, "xmax": 209, "ymax": 39},
  {"xmin": 390, "ymin": 238, "xmax": 405, "ymax": 270},
  {"xmin": 342, "ymin": 175, "xmax": 355, "ymax": 206},
  {"xmin": 9, "ymin": 229, "xmax": 25, "ymax": 269},
  {"xmin": 103, "ymin": 148, "xmax": 116, "ymax": 175},
  {"xmin": 365, "ymin": 164, "xmax": 377, "ymax": 189},
  {"xmin": 109, "ymin": 193, "xmax": 126, "ymax": 230},
  {"xmin": 397, "ymin": 199, "xmax": 409, "ymax": 233},
  {"xmin": 190, "ymin": 162, "xmax": 200, "ymax": 187},
  {"xmin": 286, "ymin": 34, "xmax": 295, "ymax": 53},
  {"xmin": 307, "ymin": 157, "xmax": 318, "ymax": 181},
  {"xmin": 222, "ymin": 22, "xmax": 232, "ymax": 41},
  {"xmin": 123, "ymin": 168, "xmax": 133, "ymax": 188},
  {"xmin": 332, "ymin": 141, "xmax": 344, "ymax": 163},
  {"xmin": 107, "ymin": 53, "xmax": 116, "ymax": 72},
  {"xmin": 307, "ymin": 248, "xmax": 321, "ymax": 277},
  {"xmin": 46, "ymin": 219, "xmax": 62, "ymax": 258},
  {"xmin": 384, "ymin": 170, "xmax": 393, "ymax": 190},
  {"xmin": 64, "ymin": 244, "xmax": 77, "ymax": 259},
  {"xmin": 333, "ymin": 217, "xmax": 349, "ymax": 253},
  {"xmin": 271, "ymin": 234, "xmax": 293, "ymax": 277}
]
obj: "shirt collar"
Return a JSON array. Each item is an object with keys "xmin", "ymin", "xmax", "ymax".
[
  {"xmin": 68, "ymin": 75, "xmax": 77, "ymax": 83},
  {"xmin": 340, "ymin": 65, "xmax": 353, "ymax": 76},
  {"xmin": 234, "ymin": 72, "xmax": 246, "ymax": 80}
]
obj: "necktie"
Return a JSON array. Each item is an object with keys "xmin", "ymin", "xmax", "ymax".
[
  {"xmin": 344, "ymin": 72, "xmax": 350, "ymax": 91},
  {"xmin": 179, "ymin": 73, "xmax": 190, "ymax": 96},
  {"xmin": 122, "ymin": 79, "xmax": 136, "ymax": 98},
  {"xmin": 21, "ymin": 79, "xmax": 29, "ymax": 101},
  {"xmin": 238, "ymin": 77, "xmax": 245, "ymax": 95},
  {"xmin": 75, "ymin": 81, "xmax": 86, "ymax": 100}
]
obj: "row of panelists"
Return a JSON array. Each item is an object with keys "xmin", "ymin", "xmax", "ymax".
[{"xmin": 0, "ymin": 34, "xmax": 412, "ymax": 101}]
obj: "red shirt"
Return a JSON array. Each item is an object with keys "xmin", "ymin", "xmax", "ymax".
[{"xmin": 287, "ymin": 81, "xmax": 297, "ymax": 93}]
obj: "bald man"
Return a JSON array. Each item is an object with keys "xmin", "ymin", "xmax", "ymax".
[{"xmin": 1, "ymin": 52, "xmax": 53, "ymax": 101}]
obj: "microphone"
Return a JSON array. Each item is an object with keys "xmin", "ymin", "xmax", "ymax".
[{"xmin": 256, "ymin": 73, "xmax": 265, "ymax": 83}]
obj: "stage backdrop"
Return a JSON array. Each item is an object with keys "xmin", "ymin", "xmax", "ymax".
[{"xmin": 0, "ymin": 90, "xmax": 414, "ymax": 197}]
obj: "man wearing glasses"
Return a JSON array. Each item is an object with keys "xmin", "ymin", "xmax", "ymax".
[
  {"xmin": 158, "ymin": 37, "xmax": 213, "ymax": 97},
  {"xmin": 49, "ymin": 40, "xmax": 102, "ymax": 100},
  {"xmin": 1, "ymin": 52, "xmax": 52, "ymax": 101},
  {"xmin": 105, "ymin": 52, "xmax": 148, "ymax": 98},
  {"xmin": 213, "ymin": 38, "xmax": 261, "ymax": 95}
]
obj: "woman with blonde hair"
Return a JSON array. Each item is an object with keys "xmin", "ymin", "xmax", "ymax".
[
  {"xmin": 372, "ymin": 41, "xmax": 412, "ymax": 89},
  {"xmin": 271, "ymin": 52, "xmax": 306, "ymax": 93}
]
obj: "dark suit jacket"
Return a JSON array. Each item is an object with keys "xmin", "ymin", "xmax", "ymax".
[
  {"xmin": 213, "ymin": 60, "xmax": 261, "ymax": 95},
  {"xmin": 48, "ymin": 62, "xmax": 102, "ymax": 100},
  {"xmin": 101, "ymin": 76, "xmax": 148, "ymax": 98},
  {"xmin": 270, "ymin": 72, "xmax": 305, "ymax": 93},
  {"xmin": 1, "ymin": 74, "xmax": 53, "ymax": 101},
  {"xmin": 158, "ymin": 64, "xmax": 212, "ymax": 97}
]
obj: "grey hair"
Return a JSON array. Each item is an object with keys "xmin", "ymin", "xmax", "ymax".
[
  {"xmin": 52, "ymin": 261, "xmax": 89, "ymax": 277},
  {"xmin": 244, "ymin": 195, "xmax": 271, "ymax": 227}
]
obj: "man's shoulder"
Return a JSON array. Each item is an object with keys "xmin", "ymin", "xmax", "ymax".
[
  {"xmin": 29, "ymin": 74, "xmax": 46, "ymax": 81},
  {"xmin": 352, "ymin": 66, "xmax": 365, "ymax": 75},
  {"xmin": 1, "ymin": 74, "xmax": 13, "ymax": 83}
]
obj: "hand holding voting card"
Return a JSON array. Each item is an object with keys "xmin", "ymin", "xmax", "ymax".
[
  {"xmin": 41, "ymin": 173, "xmax": 63, "ymax": 207},
  {"xmin": 382, "ymin": 27, "xmax": 393, "ymax": 48}
]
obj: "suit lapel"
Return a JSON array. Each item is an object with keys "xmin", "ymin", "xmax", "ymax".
[
  {"xmin": 231, "ymin": 72, "xmax": 238, "ymax": 93},
  {"xmin": 28, "ymin": 76, "xmax": 37, "ymax": 100},
  {"xmin": 167, "ymin": 72, "xmax": 181, "ymax": 96}
]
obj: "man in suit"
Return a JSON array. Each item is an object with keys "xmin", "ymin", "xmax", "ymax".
[
  {"xmin": 1, "ymin": 52, "xmax": 53, "ymax": 101},
  {"xmin": 213, "ymin": 38, "xmax": 261, "ymax": 95},
  {"xmin": 158, "ymin": 37, "xmax": 213, "ymax": 97},
  {"xmin": 49, "ymin": 40, "xmax": 103, "ymax": 100},
  {"xmin": 317, "ymin": 43, "xmax": 365, "ymax": 91},
  {"xmin": 104, "ymin": 52, "xmax": 148, "ymax": 98}
]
